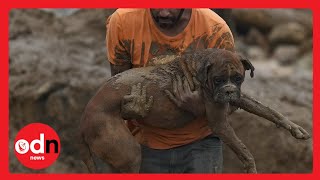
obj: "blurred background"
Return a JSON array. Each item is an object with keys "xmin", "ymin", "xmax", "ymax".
[{"xmin": 9, "ymin": 9, "xmax": 312, "ymax": 173}]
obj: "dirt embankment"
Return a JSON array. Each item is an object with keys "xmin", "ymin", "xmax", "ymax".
[{"xmin": 9, "ymin": 9, "xmax": 312, "ymax": 173}]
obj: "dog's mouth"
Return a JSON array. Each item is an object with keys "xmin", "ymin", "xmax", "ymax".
[
  {"xmin": 214, "ymin": 92, "xmax": 240, "ymax": 104},
  {"xmin": 213, "ymin": 85, "xmax": 241, "ymax": 104}
]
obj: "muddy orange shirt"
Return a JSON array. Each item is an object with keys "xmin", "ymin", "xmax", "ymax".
[{"xmin": 106, "ymin": 8, "xmax": 235, "ymax": 149}]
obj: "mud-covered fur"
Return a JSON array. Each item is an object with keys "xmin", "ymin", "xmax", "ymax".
[{"xmin": 79, "ymin": 48, "xmax": 309, "ymax": 173}]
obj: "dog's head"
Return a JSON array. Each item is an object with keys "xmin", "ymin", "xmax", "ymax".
[{"xmin": 196, "ymin": 49, "xmax": 254, "ymax": 104}]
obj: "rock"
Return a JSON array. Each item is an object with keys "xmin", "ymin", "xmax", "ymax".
[
  {"xmin": 233, "ymin": 9, "xmax": 274, "ymax": 34},
  {"xmin": 295, "ymin": 51, "xmax": 313, "ymax": 70},
  {"xmin": 233, "ymin": 9, "xmax": 312, "ymax": 34},
  {"xmin": 9, "ymin": 9, "xmax": 111, "ymax": 173},
  {"xmin": 298, "ymin": 38, "xmax": 313, "ymax": 56},
  {"xmin": 61, "ymin": 9, "xmax": 116, "ymax": 39},
  {"xmin": 269, "ymin": 22, "xmax": 307, "ymax": 46},
  {"xmin": 235, "ymin": 38, "xmax": 249, "ymax": 57},
  {"xmin": 9, "ymin": 9, "xmax": 63, "ymax": 39},
  {"xmin": 272, "ymin": 45, "xmax": 300, "ymax": 65},
  {"xmin": 247, "ymin": 46, "xmax": 267, "ymax": 60},
  {"xmin": 41, "ymin": 8, "xmax": 80, "ymax": 17},
  {"xmin": 245, "ymin": 28, "xmax": 269, "ymax": 50},
  {"xmin": 249, "ymin": 60, "xmax": 294, "ymax": 79}
]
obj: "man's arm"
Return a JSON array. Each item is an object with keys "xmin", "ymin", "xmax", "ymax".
[
  {"xmin": 110, "ymin": 63, "xmax": 132, "ymax": 76},
  {"xmin": 106, "ymin": 12, "xmax": 153, "ymax": 121},
  {"xmin": 106, "ymin": 12, "xmax": 132, "ymax": 75}
]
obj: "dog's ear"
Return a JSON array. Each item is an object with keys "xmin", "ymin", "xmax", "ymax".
[{"xmin": 239, "ymin": 55, "xmax": 255, "ymax": 78}]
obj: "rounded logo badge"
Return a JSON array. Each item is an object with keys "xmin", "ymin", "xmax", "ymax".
[{"xmin": 14, "ymin": 123, "xmax": 60, "ymax": 169}]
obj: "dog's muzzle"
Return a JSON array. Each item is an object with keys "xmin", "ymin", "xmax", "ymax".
[{"xmin": 214, "ymin": 84, "xmax": 240, "ymax": 103}]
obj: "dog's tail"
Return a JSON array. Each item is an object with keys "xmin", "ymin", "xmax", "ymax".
[{"xmin": 79, "ymin": 135, "xmax": 97, "ymax": 173}]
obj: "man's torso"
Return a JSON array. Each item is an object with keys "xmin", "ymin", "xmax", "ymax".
[{"xmin": 106, "ymin": 8, "xmax": 234, "ymax": 149}]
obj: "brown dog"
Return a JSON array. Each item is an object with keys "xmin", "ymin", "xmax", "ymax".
[{"xmin": 79, "ymin": 48, "xmax": 309, "ymax": 173}]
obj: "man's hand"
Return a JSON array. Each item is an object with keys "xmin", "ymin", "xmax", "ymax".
[
  {"xmin": 121, "ymin": 83, "xmax": 154, "ymax": 120},
  {"xmin": 165, "ymin": 74, "xmax": 205, "ymax": 116}
]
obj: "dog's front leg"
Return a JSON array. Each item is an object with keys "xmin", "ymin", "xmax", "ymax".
[
  {"xmin": 231, "ymin": 93, "xmax": 310, "ymax": 140},
  {"xmin": 205, "ymin": 101, "xmax": 257, "ymax": 173},
  {"xmin": 215, "ymin": 120, "xmax": 257, "ymax": 173}
]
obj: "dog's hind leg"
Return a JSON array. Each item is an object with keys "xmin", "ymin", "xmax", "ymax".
[
  {"xmin": 92, "ymin": 154, "xmax": 120, "ymax": 173},
  {"xmin": 80, "ymin": 137, "xmax": 120, "ymax": 173},
  {"xmin": 82, "ymin": 109, "xmax": 141, "ymax": 173},
  {"xmin": 78, "ymin": 134, "xmax": 97, "ymax": 173}
]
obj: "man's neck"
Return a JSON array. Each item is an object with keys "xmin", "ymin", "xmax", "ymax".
[{"xmin": 154, "ymin": 9, "xmax": 192, "ymax": 37}]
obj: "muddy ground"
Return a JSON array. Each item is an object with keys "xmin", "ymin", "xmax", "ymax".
[{"xmin": 9, "ymin": 9, "xmax": 312, "ymax": 173}]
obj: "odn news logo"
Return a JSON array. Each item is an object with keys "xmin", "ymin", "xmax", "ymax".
[{"xmin": 14, "ymin": 123, "xmax": 60, "ymax": 169}]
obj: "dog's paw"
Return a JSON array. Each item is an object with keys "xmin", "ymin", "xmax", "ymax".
[
  {"xmin": 290, "ymin": 124, "xmax": 311, "ymax": 140},
  {"xmin": 245, "ymin": 166, "xmax": 257, "ymax": 174}
]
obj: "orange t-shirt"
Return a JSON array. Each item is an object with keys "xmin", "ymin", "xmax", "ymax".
[{"xmin": 106, "ymin": 8, "xmax": 235, "ymax": 149}]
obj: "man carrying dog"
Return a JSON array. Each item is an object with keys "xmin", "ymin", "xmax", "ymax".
[
  {"xmin": 103, "ymin": 7, "xmax": 308, "ymax": 173},
  {"xmin": 80, "ymin": 8, "xmax": 309, "ymax": 173},
  {"xmin": 106, "ymin": 8, "xmax": 234, "ymax": 173}
]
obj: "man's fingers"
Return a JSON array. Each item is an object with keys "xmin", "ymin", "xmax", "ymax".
[
  {"xmin": 142, "ymin": 85, "xmax": 147, "ymax": 104},
  {"xmin": 193, "ymin": 77, "xmax": 201, "ymax": 89},
  {"xmin": 130, "ymin": 84, "xmax": 137, "ymax": 95},
  {"xmin": 187, "ymin": 62, "xmax": 195, "ymax": 76},
  {"xmin": 191, "ymin": 61, "xmax": 196, "ymax": 75},
  {"xmin": 183, "ymin": 77, "xmax": 191, "ymax": 93},
  {"xmin": 137, "ymin": 83, "xmax": 142, "ymax": 95},
  {"xmin": 123, "ymin": 95, "xmax": 134, "ymax": 103},
  {"xmin": 185, "ymin": 74, "xmax": 195, "ymax": 92},
  {"xmin": 146, "ymin": 96, "xmax": 154, "ymax": 112},
  {"xmin": 123, "ymin": 83, "xmax": 155, "ymax": 119},
  {"xmin": 165, "ymin": 90, "xmax": 180, "ymax": 107},
  {"xmin": 176, "ymin": 74, "xmax": 184, "ymax": 94},
  {"xmin": 131, "ymin": 83, "xmax": 141, "ymax": 95},
  {"xmin": 180, "ymin": 59, "xmax": 195, "ymax": 91},
  {"xmin": 176, "ymin": 74, "xmax": 183, "ymax": 86},
  {"xmin": 172, "ymin": 77, "xmax": 180, "ymax": 97}
]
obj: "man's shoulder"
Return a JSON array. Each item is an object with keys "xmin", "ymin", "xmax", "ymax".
[{"xmin": 193, "ymin": 8, "xmax": 227, "ymax": 25}]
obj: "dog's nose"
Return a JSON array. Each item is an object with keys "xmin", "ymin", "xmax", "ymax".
[
  {"xmin": 225, "ymin": 90, "xmax": 234, "ymax": 95},
  {"xmin": 223, "ymin": 84, "xmax": 237, "ymax": 95}
]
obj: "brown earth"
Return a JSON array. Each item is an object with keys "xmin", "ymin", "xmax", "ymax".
[{"xmin": 9, "ymin": 9, "xmax": 312, "ymax": 173}]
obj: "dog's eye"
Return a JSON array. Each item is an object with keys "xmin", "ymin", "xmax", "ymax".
[
  {"xmin": 233, "ymin": 75, "xmax": 243, "ymax": 83},
  {"xmin": 214, "ymin": 77, "xmax": 225, "ymax": 85}
]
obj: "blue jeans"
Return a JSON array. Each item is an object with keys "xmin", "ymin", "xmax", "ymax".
[{"xmin": 139, "ymin": 135, "xmax": 223, "ymax": 173}]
